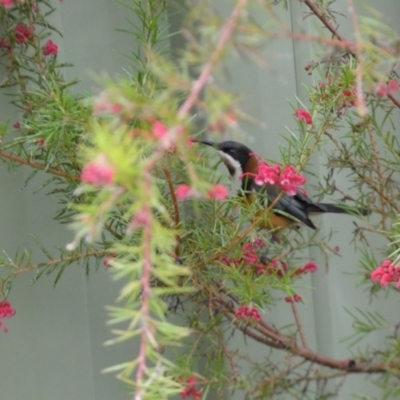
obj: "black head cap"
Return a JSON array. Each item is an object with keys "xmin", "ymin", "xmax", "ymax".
[{"xmin": 193, "ymin": 139, "xmax": 254, "ymax": 173}]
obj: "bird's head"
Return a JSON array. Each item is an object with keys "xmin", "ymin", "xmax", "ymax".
[{"xmin": 193, "ymin": 139, "xmax": 258, "ymax": 191}]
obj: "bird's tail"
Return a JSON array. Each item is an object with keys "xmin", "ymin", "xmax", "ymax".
[{"xmin": 311, "ymin": 203, "xmax": 371, "ymax": 216}]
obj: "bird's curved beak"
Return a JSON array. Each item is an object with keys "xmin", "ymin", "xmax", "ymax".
[{"xmin": 191, "ymin": 138, "xmax": 217, "ymax": 148}]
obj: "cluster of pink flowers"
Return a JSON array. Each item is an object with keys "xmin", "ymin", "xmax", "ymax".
[
  {"xmin": 175, "ymin": 184, "xmax": 229, "ymax": 201},
  {"xmin": 0, "ymin": 26, "xmax": 58, "ymax": 56},
  {"xmin": 0, "ymin": 301, "xmax": 16, "ymax": 332},
  {"xmin": 81, "ymin": 154, "xmax": 116, "ymax": 187},
  {"xmin": 285, "ymin": 294, "xmax": 303, "ymax": 303},
  {"xmin": 371, "ymin": 259, "xmax": 400, "ymax": 287},
  {"xmin": 179, "ymin": 376, "xmax": 202, "ymax": 399},
  {"xmin": 246, "ymin": 162, "xmax": 306, "ymax": 196},
  {"xmin": 295, "ymin": 109, "xmax": 312, "ymax": 125},
  {"xmin": 315, "ymin": 75, "xmax": 357, "ymax": 110},
  {"xmin": 235, "ymin": 305, "xmax": 262, "ymax": 322},
  {"xmin": 220, "ymin": 239, "xmax": 318, "ymax": 281},
  {"xmin": 376, "ymin": 80, "xmax": 399, "ymax": 97}
]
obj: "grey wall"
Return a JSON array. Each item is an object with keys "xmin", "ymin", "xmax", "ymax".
[
  {"xmin": 1, "ymin": 1, "xmax": 399, "ymax": 400},
  {"xmin": 0, "ymin": 2, "xmax": 136, "ymax": 400}
]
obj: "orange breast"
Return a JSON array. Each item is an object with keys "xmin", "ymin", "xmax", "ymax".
[{"xmin": 244, "ymin": 193, "xmax": 295, "ymax": 231}]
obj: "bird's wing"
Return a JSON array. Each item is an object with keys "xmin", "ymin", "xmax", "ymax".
[{"xmin": 251, "ymin": 182, "xmax": 317, "ymax": 229}]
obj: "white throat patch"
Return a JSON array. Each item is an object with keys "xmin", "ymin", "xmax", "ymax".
[{"xmin": 218, "ymin": 151, "xmax": 243, "ymax": 196}]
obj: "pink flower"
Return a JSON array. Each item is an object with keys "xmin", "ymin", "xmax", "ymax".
[
  {"xmin": 150, "ymin": 119, "xmax": 184, "ymax": 149},
  {"xmin": 0, "ymin": 0, "xmax": 16, "ymax": 9},
  {"xmin": 388, "ymin": 80, "xmax": 399, "ymax": 93},
  {"xmin": 175, "ymin": 185, "xmax": 195, "ymax": 200},
  {"xmin": 0, "ymin": 301, "xmax": 16, "ymax": 333},
  {"xmin": 279, "ymin": 166, "xmax": 306, "ymax": 196},
  {"xmin": 152, "ymin": 120, "xmax": 168, "ymax": 140},
  {"xmin": 129, "ymin": 210, "xmax": 151, "ymax": 231},
  {"xmin": 81, "ymin": 154, "xmax": 116, "ymax": 187},
  {"xmin": 15, "ymin": 24, "xmax": 33, "ymax": 43},
  {"xmin": 295, "ymin": 109, "xmax": 312, "ymax": 125},
  {"xmin": 371, "ymin": 259, "xmax": 400, "ymax": 287},
  {"xmin": 302, "ymin": 262, "xmax": 318, "ymax": 274},
  {"xmin": 377, "ymin": 80, "xmax": 399, "ymax": 97},
  {"xmin": 253, "ymin": 163, "xmax": 280, "ymax": 186},
  {"xmin": 377, "ymin": 84, "xmax": 388, "ymax": 97},
  {"xmin": 250, "ymin": 162, "xmax": 306, "ymax": 196},
  {"xmin": 43, "ymin": 39, "xmax": 58, "ymax": 56},
  {"xmin": 208, "ymin": 184, "xmax": 229, "ymax": 201},
  {"xmin": 235, "ymin": 306, "xmax": 262, "ymax": 322}
]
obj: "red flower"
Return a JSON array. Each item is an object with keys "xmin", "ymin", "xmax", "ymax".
[
  {"xmin": 0, "ymin": 0, "xmax": 16, "ymax": 9},
  {"xmin": 180, "ymin": 376, "xmax": 202, "ymax": 399},
  {"xmin": 302, "ymin": 262, "xmax": 318, "ymax": 273},
  {"xmin": 285, "ymin": 294, "xmax": 303, "ymax": 303},
  {"xmin": 15, "ymin": 24, "xmax": 33, "ymax": 43},
  {"xmin": 252, "ymin": 237, "xmax": 266, "ymax": 250},
  {"xmin": 81, "ymin": 154, "xmax": 116, "ymax": 187},
  {"xmin": 0, "ymin": 301, "xmax": 16, "ymax": 332},
  {"xmin": 208, "ymin": 184, "xmax": 229, "ymax": 201},
  {"xmin": 43, "ymin": 39, "xmax": 58, "ymax": 56},
  {"xmin": 295, "ymin": 109, "xmax": 312, "ymax": 125},
  {"xmin": 235, "ymin": 305, "xmax": 262, "ymax": 322}
]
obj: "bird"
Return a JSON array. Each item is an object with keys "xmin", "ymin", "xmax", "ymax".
[{"xmin": 194, "ymin": 139, "xmax": 369, "ymax": 231}]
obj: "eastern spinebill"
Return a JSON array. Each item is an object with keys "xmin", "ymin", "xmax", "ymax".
[{"xmin": 194, "ymin": 139, "xmax": 369, "ymax": 231}]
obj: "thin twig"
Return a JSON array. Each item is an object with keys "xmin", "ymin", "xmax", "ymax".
[
  {"xmin": 290, "ymin": 303, "xmax": 309, "ymax": 348},
  {"xmin": 0, "ymin": 150, "xmax": 79, "ymax": 181},
  {"xmin": 347, "ymin": 0, "xmax": 368, "ymax": 116},
  {"xmin": 301, "ymin": 0, "xmax": 346, "ymax": 42}
]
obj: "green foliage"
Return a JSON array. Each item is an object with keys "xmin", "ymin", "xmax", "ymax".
[{"xmin": 2, "ymin": 1, "xmax": 400, "ymax": 399}]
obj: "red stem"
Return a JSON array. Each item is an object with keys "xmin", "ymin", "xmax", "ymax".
[
  {"xmin": 135, "ymin": 204, "xmax": 152, "ymax": 400},
  {"xmin": 178, "ymin": 0, "xmax": 249, "ymax": 118}
]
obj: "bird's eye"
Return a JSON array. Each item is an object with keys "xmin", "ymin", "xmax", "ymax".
[{"xmin": 228, "ymin": 149, "xmax": 236, "ymax": 155}]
